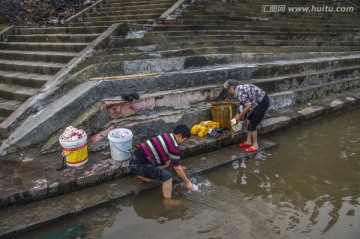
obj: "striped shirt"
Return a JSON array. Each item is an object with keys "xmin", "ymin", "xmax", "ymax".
[{"xmin": 134, "ymin": 133, "xmax": 182, "ymax": 167}]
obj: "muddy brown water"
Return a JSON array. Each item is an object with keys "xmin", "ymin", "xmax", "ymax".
[{"xmin": 17, "ymin": 109, "xmax": 360, "ymax": 239}]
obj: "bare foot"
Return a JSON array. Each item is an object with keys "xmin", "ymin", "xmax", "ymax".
[{"xmin": 163, "ymin": 198, "xmax": 183, "ymax": 209}]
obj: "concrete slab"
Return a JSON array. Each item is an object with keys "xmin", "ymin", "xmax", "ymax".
[
  {"xmin": 260, "ymin": 116, "xmax": 292, "ymax": 134},
  {"xmin": 345, "ymin": 97, "xmax": 355, "ymax": 101},
  {"xmin": 298, "ymin": 106, "xmax": 325, "ymax": 119},
  {"xmin": 330, "ymin": 99, "xmax": 345, "ymax": 111}
]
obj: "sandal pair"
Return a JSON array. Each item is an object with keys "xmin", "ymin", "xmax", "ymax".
[
  {"xmin": 238, "ymin": 142, "xmax": 258, "ymax": 152},
  {"xmin": 238, "ymin": 142, "xmax": 251, "ymax": 147},
  {"xmin": 245, "ymin": 146, "xmax": 258, "ymax": 153}
]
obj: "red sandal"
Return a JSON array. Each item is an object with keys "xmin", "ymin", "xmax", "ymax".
[
  {"xmin": 238, "ymin": 142, "xmax": 252, "ymax": 147},
  {"xmin": 245, "ymin": 146, "xmax": 258, "ymax": 153}
]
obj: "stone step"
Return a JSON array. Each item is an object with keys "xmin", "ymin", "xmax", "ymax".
[
  {"xmin": 0, "ymin": 50, "xmax": 77, "ymax": 63},
  {"xmin": 109, "ymin": 35, "xmax": 358, "ymax": 48},
  {"xmin": 150, "ymin": 46, "xmax": 360, "ymax": 59},
  {"xmin": 281, "ymin": 76, "xmax": 360, "ymax": 108},
  {"xmin": 146, "ymin": 30, "xmax": 356, "ymax": 38},
  {"xmin": 0, "ymin": 98, "xmax": 22, "ymax": 117},
  {"xmin": 77, "ymin": 13, "xmax": 161, "ymax": 23},
  {"xmin": 252, "ymin": 59, "xmax": 360, "ymax": 79},
  {"xmin": 100, "ymin": 41, "xmax": 360, "ymax": 59},
  {"xmin": 92, "ymin": 2, "xmax": 174, "ymax": 12},
  {"xmin": 0, "ymin": 59, "xmax": 65, "ymax": 75},
  {"xmin": 69, "ymin": 19, "xmax": 150, "ymax": 27},
  {"xmin": 0, "ymin": 42, "xmax": 88, "ymax": 52},
  {"xmin": 11, "ymin": 26, "xmax": 108, "ymax": 35},
  {"xmin": 152, "ymin": 39, "xmax": 360, "ymax": 49},
  {"xmin": 159, "ymin": 33, "xmax": 358, "ymax": 43},
  {"xmin": 84, "ymin": 7, "xmax": 169, "ymax": 17},
  {"xmin": 223, "ymin": 13, "xmax": 359, "ymax": 22},
  {"xmin": 181, "ymin": 19, "xmax": 360, "ymax": 29},
  {"xmin": 251, "ymin": 66, "xmax": 360, "ymax": 94},
  {"xmin": 148, "ymin": 24, "xmax": 359, "ymax": 33},
  {"xmin": 91, "ymin": 46, "xmax": 360, "ymax": 65},
  {"xmin": 5, "ymin": 34, "xmax": 99, "ymax": 43},
  {"xmin": 98, "ymin": 0, "xmax": 173, "ymax": 8},
  {"xmin": 105, "ymin": 0, "xmax": 172, "ymax": 3},
  {"xmin": 184, "ymin": 9, "xmax": 359, "ymax": 20},
  {"xmin": 89, "ymin": 53, "xmax": 360, "ymax": 79},
  {"xmin": 107, "ymin": 40, "xmax": 360, "ymax": 56},
  {"xmin": 284, "ymin": 56, "xmax": 360, "ymax": 75},
  {"xmin": 0, "ymin": 70, "xmax": 51, "ymax": 88},
  {"xmin": 178, "ymin": 11, "xmax": 360, "ymax": 25},
  {"xmin": 0, "ymin": 83, "xmax": 39, "ymax": 102}
]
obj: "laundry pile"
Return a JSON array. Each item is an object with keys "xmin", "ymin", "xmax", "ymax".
[
  {"xmin": 190, "ymin": 121, "xmax": 223, "ymax": 138},
  {"xmin": 59, "ymin": 126, "xmax": 86, "ymax": 142}
]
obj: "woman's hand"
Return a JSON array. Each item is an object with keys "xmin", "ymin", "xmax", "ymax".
[
  {"xmin": 186, "ymin": 181, "xmax": 195, "ymax": 191},
  {"xmin": 235, "ymin": 114, "xmax": 242, "ymax": 121}
]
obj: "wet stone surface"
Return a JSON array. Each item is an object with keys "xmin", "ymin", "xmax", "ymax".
[
  {"xmin": 0, "ymin": 148, "xmax": 128, "ymax": 209},
  {"xmin": 0, "ymin": 140, "xmax": 277, "ymax": 238},
  {"xmin": 0, "ymin": 0, "xmax": 94, "ymax": 26}
]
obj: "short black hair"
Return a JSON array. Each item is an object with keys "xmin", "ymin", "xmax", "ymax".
[{"xmin": 173, "ymin": 125, "xmax": 191, "ymax": 139}]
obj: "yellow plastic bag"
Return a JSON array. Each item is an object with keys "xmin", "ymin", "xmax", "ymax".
[{"xmin": 191, "ymin": 121, "xmax": 220, "ymax": 137}]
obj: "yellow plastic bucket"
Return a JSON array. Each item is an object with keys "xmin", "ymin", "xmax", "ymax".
[{"xmin": 59, "ymin": 134, "xmax": 88, "ymax": 167}]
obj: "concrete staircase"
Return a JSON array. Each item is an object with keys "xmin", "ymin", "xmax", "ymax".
[
  {"xmin": 69, "ymin": 0, "xmax": 176, "ymax": 27},
  {"xmin": 0, "ymin": 0, "xmax": 178, "ymax": 133},
  {"xmin": 89, "ymin": 0, "xmax": 360, "ymax": 65},
  {"xmin": 0, "ymin": 26, "xmax": 106, "ymax": 124},
  {"xmin": 0, "ymin": 0, "xmax": 359, "ymax": 155}
]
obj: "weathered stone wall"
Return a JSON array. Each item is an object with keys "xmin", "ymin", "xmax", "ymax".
[{"xmin": 0, "ymin": 0, "xmax": 94, "ymax": 26}]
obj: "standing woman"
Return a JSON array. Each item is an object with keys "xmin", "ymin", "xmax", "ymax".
[{"xmin": 224, "ymin": 79, "xmax": 270, "ymax": 152}]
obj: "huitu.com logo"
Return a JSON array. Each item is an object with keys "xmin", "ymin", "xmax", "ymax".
[{"xmin": 261, "ymin": 5, "xmax": 355, "ymax": 13}]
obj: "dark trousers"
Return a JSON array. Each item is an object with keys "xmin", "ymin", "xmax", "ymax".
[{"xmin": 247, "ymin": 94, "xmax": 270, "ymax": 131}]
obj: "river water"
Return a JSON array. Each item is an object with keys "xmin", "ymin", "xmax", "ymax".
[{"xmin": 18, "ymin": 109, "xmax": 360, "ymax": 239}]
